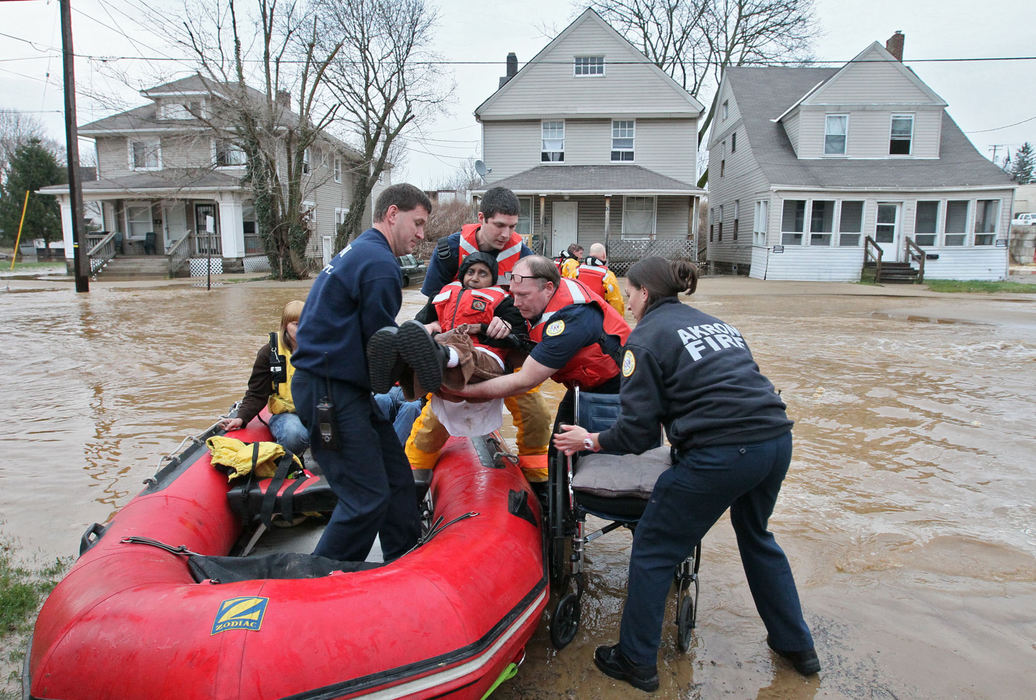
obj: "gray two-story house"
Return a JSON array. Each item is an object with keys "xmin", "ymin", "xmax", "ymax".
[
  {"xmin": 707, "ymin": 34, "xmax": 1015, "ymax": 282},
  {"xmin": 43, "ymin": 75, "xmax": 368, "ymax": 275},
  {"xmin": 474, "ymin": 8, "xmax": 705, "ymax": 269}
]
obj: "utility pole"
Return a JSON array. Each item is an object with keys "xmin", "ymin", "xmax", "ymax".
[
  {"xmin": 59, "ymin": 0, "xmax": 89, "ymax": 292},
  {"xmin": 988, "ymin": 144, "xmax": 1010, "ymax": 169}
]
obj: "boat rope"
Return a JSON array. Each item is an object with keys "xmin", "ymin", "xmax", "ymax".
[
  {"xmin": 404, "ymin": 511, "xmax": 479, "ymax": 557},
  {"xmin": 121, "ymin": 536, "xmax": 200, "ymax": 557}
]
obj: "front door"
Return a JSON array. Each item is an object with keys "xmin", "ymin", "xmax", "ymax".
[
  {"xmin": 552, "ymin": 201, "xmax": 578, "ymax": 258},
  {"xmin": 163, "ymin": 202, "xmax": 187, "ymax": 253},
  {"xmin": 194, "ymin": 203, "xmax": 220, "ymax": 255},
  {"xmin": 874, "ymin": 202, "xmax": 902, "ymax": 262}
]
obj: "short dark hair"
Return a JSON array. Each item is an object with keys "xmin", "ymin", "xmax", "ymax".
[
  {"xmin": 374, "ymin": 183, "xmax": 432, "ymax": 222},
  {"xmin": 514, "ymin": 255, "xmax": 560, "ymax": 288},
  {"xmin": 479, "ymin": 186, "xmax": 520, "ymax": 219}
]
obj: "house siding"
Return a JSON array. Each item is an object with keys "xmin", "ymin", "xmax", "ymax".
[
  {"xmin": 783, "ymin": 112, "xmax": 800, "ymax": 154},
  {"xmin": 483, "ymin": 121, "xmax": 542, "ymax": 181},
  {"xmin": 797, "ymin": 107, "xmax": 942, "ymax": 159},
  {"xmin": 809, "ymin": 51, "xmax": 936, "ymax": 104},
  {"xmin": 479, "ymin": 15, "xmax": 699, "ymax": 120},
  {"xmin": 708, "ymin": 122, "xmax": 772, "ymax": 266}
]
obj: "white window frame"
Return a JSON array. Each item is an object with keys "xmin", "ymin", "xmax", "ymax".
[
  {"xmin": 517, "ymin": 197, "xmax": 533, "ymax": 236},
  {"xmin": 824, "ymin": 114, "xmax": 848, "ymax": 156},
  {"xmin": 610, "ymin": 120, "xmax": 635, "ymax": 162},
  {"xmin": 944, "ymin": 199, "xmax": 969, "ymax": 246},
  {"xmin": 838, "ymin": 200, "xmax": 864, "ymax": 246},
  {"xmin": 302, "ymin": 148, "xmax": 311, "ymax": 175},
  {"xmin": 781, "ymin": 199, "xmax": 806, "ymax": 245},
  {"xmin": 973, "ymin": 199, "xmax": 1000, "ymax": 245},
  {"xmin": 809, "ymin": 200, "xmax": 836, "ymax": 246},
  {"xmin": 722, "ymin": 100, "xmax": 729, "ymax": 121},
  {"xmin": 333, "ymin": 156, "xmax": 342, "ymax": 183},
  {"xmin": 334, "ymin": 207, "xmax": 348, "ymax": 233},
  {"xmin": 753, "ymin": 200, "xmax": 768, "ymax": 246},
  {"xmin": 718, "ymin": 204, "xmax": 724, "ymax": 241},
  {"xmin": 621, "ymin": 195, "xmax": 656, "ymax": 239},
  {"xmin": 128, "ymin": 137, "xmax": 161, "ymax": 170},
  {"xmin": 573, "ymin": 55, "xmax": 605, "ymax": 76},
  {"xmin": 890, "ymin": 114, "xmax": 914, "ymax": 156},
  {"xmin": 213, "ymin": 138, "xmax": 247, "ymax": 168},
  {"xmin": 914, "ymin": 200, "xmax": 940, "ymax": 247},
  {"xmin": 541, "ymin": 120, "xmax": 565, "ymax": 162},
  {"xmin": 124, "ymin": 201, "xmax": 153, "ymax": 241}
]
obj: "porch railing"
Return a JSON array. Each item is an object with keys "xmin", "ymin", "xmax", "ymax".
[
  {"xmin": 864, "ymin": 236, "xmax": 883, "ymax": 282},
  {"xmin": 87, "ymin": 230, "xmax": 120, "ymax": 275},
  {"xmin": 167, "ymin": 232, "xmax": 192, "ymax": 276},
  {"xmin": 905, "ymin": 237, "xmax": 926, "ymax": 284}
]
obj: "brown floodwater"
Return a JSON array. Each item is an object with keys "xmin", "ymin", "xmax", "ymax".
[{"xmin": 2, "ymin": 276, "xmax": 1034, "ymax": 699}]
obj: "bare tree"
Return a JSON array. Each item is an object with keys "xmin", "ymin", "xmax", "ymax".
[
  {"xmin": 0, "ymin": 110, "xmax": 63, "ymax": 186},
  {"xmin": 434, "ymin": 157, "xmax": 482, "ymax": 194},
  {"xmin": 314, "ymin": 0, "xmax": 452, "ymax": 248},
  {"xmin": 589, "ymin": 0, "xmax": 816, "ymax": 147},
  {"xmin": 142, "ymin": 0, "xmax": 344, "ymax": 279}
]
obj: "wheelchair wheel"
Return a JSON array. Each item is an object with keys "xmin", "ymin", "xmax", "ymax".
[
  {"xmin": 550, "ymin": 592, "xmax": 581, "ymax": 650},
  {"xmin": 676, "ymin": 595, "xmax": 695, "ymax": 652}
]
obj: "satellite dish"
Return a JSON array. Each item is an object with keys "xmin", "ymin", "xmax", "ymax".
[{"xmin": 474, "ymin": 160, "xmax": 491, "ymax": 180}]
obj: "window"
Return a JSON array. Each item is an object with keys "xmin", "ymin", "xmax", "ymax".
[
  {"xmin": 974, "ymin": 199, "xmax": 999, "ymax": 245},
  {"xmin": 914, "ymin": 201, "xmax": 939, "ymax": 246},
  {"xmin": 125, "ymin": 202, "xmax": 152, "ymax": 240},
  {"xmin": 733, "ymin": 200, "xmax": 739, "ymax": 240},
  {"xmin": 622, "ymin": 196, "xmax": 655, "ymax": 238},
  {"xmin": 160, "ymin": 100, "xmax": 202, "ymax": 119},
  {"xmin": 824, "ymin": 115, "xmax": 848, "ymax": 155},
  {"xmin": 810, "ymin": 200, "xmax": 835, "ymax": 245},
  {"xmin": 944, "ymin": 200, "xmax": 968, "ymax": 245},
  {"xmin": 875, "ymin": 204, "xmax": 897, "ymax": 243},
  {"xmin": 720, "ymin": 159, "xmax": 725, "ymax": 177},
  {"xmin": 129, "ymin": 139, "xmax": 160, "ymax": 169},
  {"xmin": 541, "ymin": 121, "xmax": 565, "ymax": 162},
  {"xmin": 890, "ymin": 114, "xmax": 913, "ymax": 155},
  {"xmin": 718, "ymin": 205, "xmax": 724, "ymax": 241},
  {"xmin": 334, "ymin": 207, "xmax": 348, "ymax": 233},
  {"xmin": 839, "ymin": 201, "xmax": 863, "ymax": 246},
  {"xmin": 333, "ymin": 156, "xmax": 342, "ymax": 183},
  {"xmin": 243, "ymin": 201, "xmax": 261, "ymax": 254},
  {"xmin": 574, "ymin": 55, "xmax": 605, "ymax": 76},
  {"xmin": 517, "ymin": 197, "xmax": 533, "ymax": 236},
  {"xmin": 731, "ymin": 132, "xmax": 737, "ymax": 153},
  {"xmin": 781, "ymin": 200, "xmax": 806, "ymax": 245},
  {"xmin": 302, "ymin": 149, "xmax": 311, "ymax": 174},
  {"xmin": 753, "ymin": 200, "xmax": 768, "ymax": 246},
  {"xmin": 611, "ymin": 120, "xmax": 635, "ymax": 161},
  {"xmin": 215, "ymin": 139, "xmax": 247, "ymax": 167},
  {"xmin": 722, "ymin": 100, "xmax": 729, "ymax": 121}
]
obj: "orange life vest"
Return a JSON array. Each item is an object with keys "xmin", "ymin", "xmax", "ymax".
[
  {"xmin": 528, "ymin": 279, "xmax": 631, "ymax": 389},
  {"xmin": 458, "ymin": 224, "xmax": 525, "ymax": 286},
  {"xmin": 575, "ymin": 263, "xmax": 608, "ymax": 297},
  {"xmin": 432, "ymin": 281, "xmax": 510, "ymax": 362}
]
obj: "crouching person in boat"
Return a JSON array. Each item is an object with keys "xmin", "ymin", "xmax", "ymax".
[
  {"xmin": 366, "ymin": 252, "xmax": 532, "ymax": 499},
  {"xmin": 219, "ymin": 300, "xmax": 309, "ymax": 456},
  {"xmin": 444, "ymin": 255, "xmax": 631, "ymax": 461}
]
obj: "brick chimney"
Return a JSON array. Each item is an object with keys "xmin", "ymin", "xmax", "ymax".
[
  {"xmin": 885, "ymin": 31, "xmax": 904, "ymax": 62},
  {"xmin": 498, "ymin": 52, "xmax": 518, "ymax": 88}
]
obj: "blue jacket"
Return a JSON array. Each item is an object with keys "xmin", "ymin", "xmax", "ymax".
[
  {"xmin": 420, "ymin": 230, "xmax": 535, "ymax": 297},
  {"xmin": 293, "ymin": 228, "xmax": 402, "ymax": 388}
]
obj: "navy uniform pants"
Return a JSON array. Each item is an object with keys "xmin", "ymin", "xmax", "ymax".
[
  {"xmin": 293, "ymin": 369, "xmax": 419, "ymax": 562},
  {"xmin": 618, "ymin": 431, "xmax": 814, "ymax": 665}
]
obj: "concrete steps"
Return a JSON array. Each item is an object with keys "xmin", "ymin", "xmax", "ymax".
[{"xmin": 96, "ymin": 255, "xmax": 170, "ymax": 279}]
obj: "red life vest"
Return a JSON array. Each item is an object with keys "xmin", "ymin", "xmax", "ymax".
[
  {"xmin": 458, "ymin": 224, "xmax": 525, "ymax": 286},
  {"xmin": 432, "ymin": 281, "xmax": 510, "ymax": 362},
  {"xmin": 575, "ymin": 263, "xmax": 608, "ymax": 298},
  {"xmin": 528, "ymin": 279, "xmax": 631, "ymax": 389}
]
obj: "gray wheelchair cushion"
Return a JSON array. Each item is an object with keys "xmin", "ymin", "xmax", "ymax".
[{"xmin": 571, "ymin": 446, "xmax": 671, "ymax": 499}]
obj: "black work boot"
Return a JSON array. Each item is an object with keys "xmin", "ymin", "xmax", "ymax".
[
  {"xmin": 594, "ymin": 644, "xmax": 659, "ymax": 692},
  {"xmin": 367, "ymin": 326, "xmax": 406, "ymax": 395},
  {"xmin": 397, "ymin": 320, "xmax": 448, "ymax": 395},
  {"xmin": 767, "ymin": 636, "xmax": 821, "ymax": 675}
]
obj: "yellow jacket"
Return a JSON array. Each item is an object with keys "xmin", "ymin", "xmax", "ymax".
[
  {"xmin": 206, "ymin": 436, "xmax": 303, "ymax": 482},
  {"xmin": 560, "ymin": 257, "xmax": 580, "ymax": 279},
  {"xmin": 268, "ymin": 332, "xmax": 296, "ymax": 415}
]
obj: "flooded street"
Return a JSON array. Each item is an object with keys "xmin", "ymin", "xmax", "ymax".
[{"xmin": 2, "ymin": 275, "xmax": 1034, "ymax": 698}]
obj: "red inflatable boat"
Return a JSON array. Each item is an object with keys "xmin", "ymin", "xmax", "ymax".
[{"xmin": 25, "ymin": 418, "xmax": 547, "ymax": 699}]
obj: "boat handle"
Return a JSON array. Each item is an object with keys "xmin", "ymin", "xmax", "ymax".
[{"xmin": 79, "ymin": 522, "xmax": 106, "ymax": 555}]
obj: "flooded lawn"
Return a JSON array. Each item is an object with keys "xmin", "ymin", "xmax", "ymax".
[{"xmin": 2, "ymin": 276, "xmax": 1033, "ymax": 698}]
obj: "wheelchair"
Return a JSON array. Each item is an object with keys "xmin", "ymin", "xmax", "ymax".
[{"xmin": 547, "ymin": 386, "xmax": 701, "ymax": 651}]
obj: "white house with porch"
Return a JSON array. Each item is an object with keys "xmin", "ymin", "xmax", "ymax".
[
  {"xmin": 707, "ymin": 34, "xmax": 1015, "ymax": 282},
  {"xmin": 41, "ymin": 75, "xmax": 368, "ymax": 276},
  {"xmin": 473, "ymin": 8, "xmax": 705, "ymax": 271}
]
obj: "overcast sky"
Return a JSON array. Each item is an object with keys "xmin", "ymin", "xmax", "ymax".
[{"xmin": 2, "ymin": 0, "xmax": 1033, "ymax": 190}]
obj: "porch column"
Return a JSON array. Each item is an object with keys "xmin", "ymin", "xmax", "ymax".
[
  {"xmin": 218, "ymin": 198, "xmax": 245, "ymax": 258},
  {"xmin": 538, "ymin": 195, "xmax": 545, "ymax": 252},
  {"xmin": 59, "ymin": 196, "xmax": 75, "ymax": 264},
  {"xmin": 603, "ymin": 195, "xmax": 611, "ymax": 248}
]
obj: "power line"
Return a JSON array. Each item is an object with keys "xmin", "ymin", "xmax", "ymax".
[{"xmin": 966, "ymin": 115, "xmax": 1036, "ymax": 134}]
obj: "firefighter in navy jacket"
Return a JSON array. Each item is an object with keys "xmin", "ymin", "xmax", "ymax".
[{"xmin": 554, "ymin": 256, "xmax": 819, "ymax": 691}]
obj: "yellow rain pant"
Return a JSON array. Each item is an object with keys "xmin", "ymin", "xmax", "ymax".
[{"xmin": 405, "ymin": 383, "xmax": 551, "ymax": 483}]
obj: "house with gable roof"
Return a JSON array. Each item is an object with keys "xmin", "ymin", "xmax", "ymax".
[
  {"xmin": 41, "ymin": 75, "xmax": 372, "ymax": 276},
  {"xmin": 707, "ymin": 33, "xmax": 1015, "ymax": 282},
  {"xmin": 474, "ymin": 8, "xmax": 705, "ymax": 270}
]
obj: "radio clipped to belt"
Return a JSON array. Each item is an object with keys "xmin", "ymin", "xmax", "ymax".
[{"xmin": 269, "ymin": 332, "xmax": 288, "ymax": 387}]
